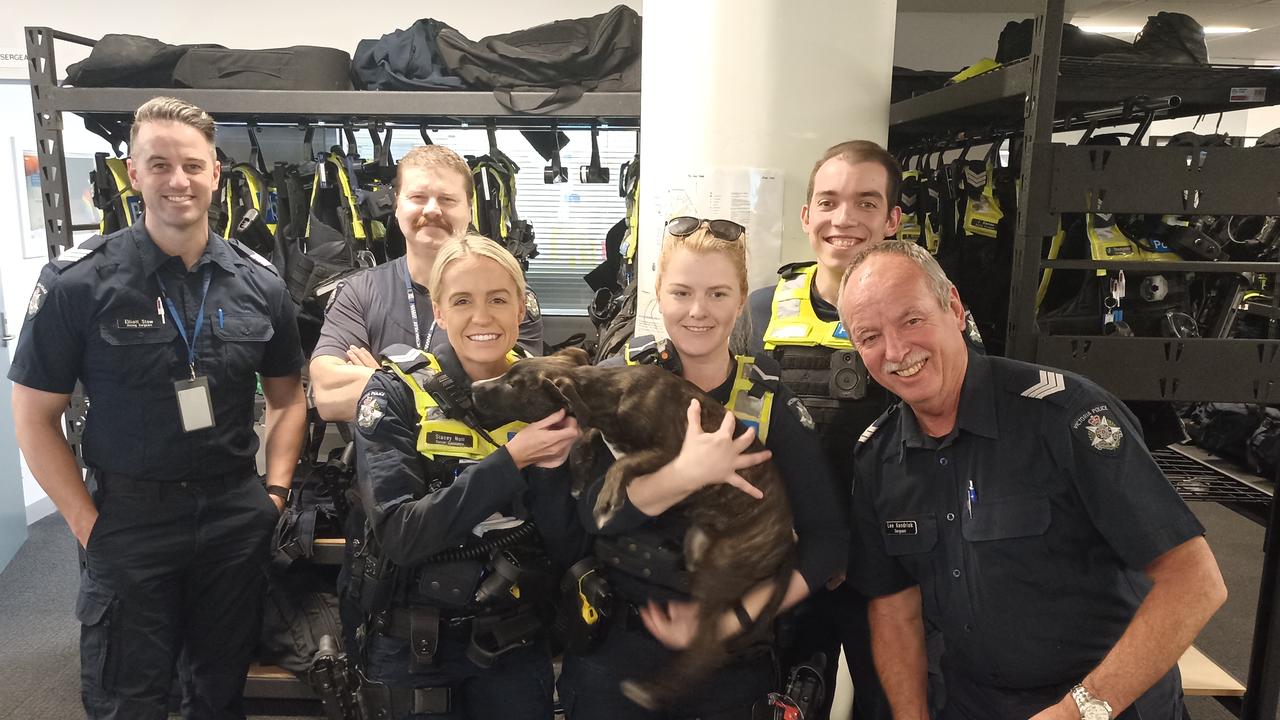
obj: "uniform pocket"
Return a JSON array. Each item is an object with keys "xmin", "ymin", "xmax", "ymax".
[
  {"xmin": 98, "ymin": 321, "xmax": 179, "ymax": 385},
  {"xmin": 76, "ymin": 574, "xmax": 116, "ymax": 691},
  {"xmin": 961, "ymin": 494, "xmax": 1051, "ymax": 542},
  {"xmin": 213, "ymin": 313, "xmax": 274, "ymax": 375}
]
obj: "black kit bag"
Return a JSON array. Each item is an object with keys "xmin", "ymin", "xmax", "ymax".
[
  {"xmin": 64, "ymin": 34, "xmax": 220, "ymax": 87},
  {"xmin": 175, "ymin": 46, "xmax": 354, "ymax": 90},
  {"xmin": 996, "ymin": 19, "xmax": 1132, "ymax": 63},
  {"xmin": 436, "ymin": 4, "xmax": 641, "ymax": 113},
  {"xmin": 353, "ymin": 18, "xmax": 467, "ymax": 90}
]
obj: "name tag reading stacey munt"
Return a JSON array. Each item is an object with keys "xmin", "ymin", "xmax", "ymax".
[{"xmin": 174, "ymin": 376, "xmax": 215, "ymax": 432}]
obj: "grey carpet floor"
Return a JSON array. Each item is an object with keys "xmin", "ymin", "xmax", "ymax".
[{"xmin": 0, "ymin": 502, "xmax": 1272, "ymax": 718}]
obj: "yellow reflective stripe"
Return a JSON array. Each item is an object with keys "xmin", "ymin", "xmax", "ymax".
[
  {"xmin": 725, "ymin": 356, "xmax": 773, "ymax": 443},
  {"xmin": 1036, "ymin": 224, "xmax": 1067, "ymax": 308},
  {"xmin": 761, "ymin": 265, "xmax": 853, "ymax": 350},
  {"xmin": 330, "ymin": 152, "xmax": 367, "ymax": 241},
  {"xmin": 105, "ymin": 157, "xmax": 140, "ymax": 227}
]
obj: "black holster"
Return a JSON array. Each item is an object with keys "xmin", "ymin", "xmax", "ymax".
[{"xmin": 466, "ymin": 603, "xmax": 543, "ymax": 669}]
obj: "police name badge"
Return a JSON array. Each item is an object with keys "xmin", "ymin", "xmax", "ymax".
[
  {"xmin": 885, "ymin": 520, "xmax": 918, "ymax": 536},
  {"xmin": 26, "ymin": 282, "xmax": 47, "ymax": 320},
  {"xmin": 174, "ymin": 376, "xmax": 216, "ymax": 432},
  {"xmin": 1072, "ymin": 404, "xmax": 1124, "ymax": 453},
  {"xmin": 357, "ymin": 390, "xmax": 387, "ymax": 431}
]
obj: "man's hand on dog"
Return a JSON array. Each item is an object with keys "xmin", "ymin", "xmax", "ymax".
[
  {"xmin": 506, "ymin": 409, "xmax": 581, "ymax": 469},
  {"xmin": 639, "ymin": 597, "xmax": 745, "ymax": 650},
  {"xmin": 671, "ymin": 399, "xmax": 771, "ymax": 500}
]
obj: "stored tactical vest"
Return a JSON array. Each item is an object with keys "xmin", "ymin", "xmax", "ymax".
[
  {"xmin": 381, "ymin": 349, "xmax": 527, "ymax": 461},
  {"xmin": 92, "ymin": 153, "xmax": 142, "ymax": 236},
  {"xmin": 623, "ymin": 337, "xmax": 776, "ymax": 442}
]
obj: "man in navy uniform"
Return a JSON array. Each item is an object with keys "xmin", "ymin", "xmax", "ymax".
[
  {"xmin": 839, "ymin": 240, "xmax": 1226, "ymax": 720},
  {"xmin": 10, "ymin": 96, "xmax": 306, "ymax": 720}
]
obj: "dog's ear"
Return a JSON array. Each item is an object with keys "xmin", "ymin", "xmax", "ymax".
[
  {"xmin": 550, "ymin": 374, "xmax": 591, "ymax": 426},
  {"xmin": 554, "ymin": 347, "xmax": 591, "ymax": 367}
]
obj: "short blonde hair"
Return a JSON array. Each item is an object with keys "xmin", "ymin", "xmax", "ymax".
[
  {"xmin": 397, "ymin": 145, "xmax": 475, "ymax": 203},
  {"xmin": 429, "ymin": 232, "xmax": 526, "ymax": 301},
  {"xmin": 654, "ymin": 222, "xmax": 749, "ymax": 299},
  {"xmin": 130, "ymin": 96, "xmax": 216, "ymax": 152}
]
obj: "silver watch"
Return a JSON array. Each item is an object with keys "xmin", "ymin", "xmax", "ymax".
[{"xmin": 1071, "ymin": 684, "xmax": 1113, "ymax": 720}]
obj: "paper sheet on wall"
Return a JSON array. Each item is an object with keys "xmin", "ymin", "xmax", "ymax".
[{"xmin": 635, "ymin": 167, "xmax": 784, "ymax": 339}]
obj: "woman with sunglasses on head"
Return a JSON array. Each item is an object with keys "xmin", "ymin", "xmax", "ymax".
[
  {"xmin": 557, "ymin": 218, "xmax": 849, "ymax": 719},
  {"xmin": 350, "ymin": 234, "xmax": 584, "ymax": 720}
]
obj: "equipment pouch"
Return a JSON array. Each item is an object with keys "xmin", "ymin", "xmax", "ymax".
[{"xmin": 415, "ymin": 561, "xmax": 484, "ymax": 608}]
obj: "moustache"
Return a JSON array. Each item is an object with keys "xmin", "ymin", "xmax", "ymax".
[
  {"xmin": 882, "ymin": 351, "xmax": 929, "ymax": 375},
  {"xmin": 412, "ymin": 216, "xmax": 454, "ymax": 233}
]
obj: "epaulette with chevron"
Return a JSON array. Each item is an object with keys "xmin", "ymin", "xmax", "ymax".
[
  {"xmin": 49, "ymin": 235, "xmax": 108, "ymax": 272},
  {"xmin": 225, "ymin": 237, "xmax": 278, "ymax": 274},
  {"xmin": 1021, "ymin": 369, "xmax": 1066, "ymax": 400}
]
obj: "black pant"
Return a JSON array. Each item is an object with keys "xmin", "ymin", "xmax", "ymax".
[
  {"xmin": 79, "ymin": 470, "xmax": 278, "ymax": 720},
  {"xmin": 362, "ymin": 623, "xmax": 554, "ymax": 719},
  {"xmin": 939, "ymin": 666, "xmax": 1184, "ymax": 720},
  {"xmin": 559, "ymin": 614, "xmax": 774, "ymax": 720}
]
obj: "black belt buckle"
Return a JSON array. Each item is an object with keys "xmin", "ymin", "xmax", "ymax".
[{"xmin": 409, "ymin": 606, "xmax": 440, "ymax": 671}]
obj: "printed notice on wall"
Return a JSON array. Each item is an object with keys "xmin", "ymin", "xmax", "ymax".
[{"xmin": 635, "ymin": 167, "xmax": 784, "ymax": 339}]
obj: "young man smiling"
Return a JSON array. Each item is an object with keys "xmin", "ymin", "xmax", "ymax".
[{"xmin": 10, "ymin": 96, "xmax": 306, "ymax": 719}]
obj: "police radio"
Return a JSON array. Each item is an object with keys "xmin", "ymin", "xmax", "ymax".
[
  {"xmin": 630, "ymin": 338, "xmax": 684, "ymax": 375},
  {"xmin": 763, "ymin": 653, "xmax": 827, "ymax": 720},
  {"xmin": 829, "ymin": 350, "xmax": 868, "ymax": 400}
]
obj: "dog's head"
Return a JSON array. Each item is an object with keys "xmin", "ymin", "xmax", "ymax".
[{"xmin": 472, "ymin": 348, "xmax": 593, "ymax": 422}]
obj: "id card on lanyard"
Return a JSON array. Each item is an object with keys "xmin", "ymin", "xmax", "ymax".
[
  {"xmin": 157, "ymin": 266, "xmax": 216, "ymax": 432},
  {"xmin": 403, "ymin": 263, "xmax": 436, "ymax": 351}
]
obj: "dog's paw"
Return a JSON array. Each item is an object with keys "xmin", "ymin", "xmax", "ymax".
[{"xmin": 620, "ymin": 679, "xmax": 660, "ymax": 710}]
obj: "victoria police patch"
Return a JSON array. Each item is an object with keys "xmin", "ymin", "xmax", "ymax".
[
  {"xmin": 356, "ymin": 390, "xmax": 387, "ymax": 431},
  {"xmin": 26, "ymin": 282, "xmax": 47, "ymax": 320},
  {"xmin": 1071, "ymin": 404, "xmax": 1124, "ymax": 453},
  {"xmin": 524, "ymin": 290, "xmax": 541, "ymax": 321},
  {"xmin": 787, "ymin": 397, "xmax": 815, "ymax": 431}
]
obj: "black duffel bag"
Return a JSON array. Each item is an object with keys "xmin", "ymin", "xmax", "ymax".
[
  {"xmin": 353, "ymin": 18, "xmax": 467, "ymax": 90},
  {"xmin": 64, "ymin": 34, "xmax": 220, "ymax": 87},
  {"xmin": 996, "ymin": 19, "xmax": 1132, "ymax": 63},
  {"xmin": 174, "ymin": 46, "xmax": 354, "ymax": 90},
  {"xmin": 436, "ymin": 4, "xmax": 641, "ymax": 113}
]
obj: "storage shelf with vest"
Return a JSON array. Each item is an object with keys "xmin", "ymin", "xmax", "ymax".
[
  {"xmin": 886, "ymin": 0, "xmax": 1280, "ymax": 404},
  {"xmin": 887, "ymin": 2, "xmax": 1280, "ymax": 718}
]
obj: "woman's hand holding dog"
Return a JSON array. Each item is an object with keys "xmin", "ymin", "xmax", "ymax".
[
  {"xmin": 627, "ymin": 399, "xmax": 771, "ymax": 517},
  {"xmin": 506, "ymin": 409, "xmax": 581, "ymax": 469}
]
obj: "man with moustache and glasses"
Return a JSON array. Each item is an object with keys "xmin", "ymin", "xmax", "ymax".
[{"xmin": 310, "ymin": 144, "xmax": 544, "ymax": 423}]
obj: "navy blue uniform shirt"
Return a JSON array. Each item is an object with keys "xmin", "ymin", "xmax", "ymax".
[
  {"xmin": 848, "ymin": 350, "xmax": 1204, "ymax": 690},
  {"xmin": 312, "ymin": 255, "xmax": 545, "ymax": 362},
  {"xmin": 9, "ymin": 221, "xmax": 304, "ymax": 482}
]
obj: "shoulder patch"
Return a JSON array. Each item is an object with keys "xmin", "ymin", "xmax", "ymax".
[
  {"xmin": 356, "ymin": 389, "xmax": 388, "ymax": 432},
  {"xmin": 524, "ymin": 290, "xmax": 541, "ymax": 322},
  {"xmin": 26, "ymin": 281, "xmax": 48, "ymax": 320},
  {"xmin": 787, "ymin": 397, "xmax": 815, "ymax": 431},
  {"xmin": 50, "ymin": 234, "xmax": 108, "ymax": 272},
  {"xmin": 225, "ymin": 237, "xmax": 278, "ymax": 273},
  {"xmin": 1021, "ymin": 369, "xmax": 1066, "ymax": 400},
  {"xmin": 1071, "ymin": 404, "xmax": 1125, "ymax": 454}
]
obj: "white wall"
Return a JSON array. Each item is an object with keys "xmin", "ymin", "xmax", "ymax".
[{"xmin": 894, "ymin": 12, "xmax": 1018, "ymax": 71}]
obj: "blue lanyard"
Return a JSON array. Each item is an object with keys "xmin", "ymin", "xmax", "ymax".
[
  {"xmin": 155, "ymin": 265, "xmax": 213, "ymax": 379},
  {"xmin": 402, "ymin": 262, "xmax": 436, "ymax": 351}
]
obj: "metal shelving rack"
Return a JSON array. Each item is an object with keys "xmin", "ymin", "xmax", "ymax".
[
  {"xmin": 24, "ymin": 25, "xmax": 641, "ymax": 709},
  {"xmin": 25, "ymin": 26, "xmax": 641, "ymax": 260},
  {"xmin": 887, "ymin": 3, "xmax": 1279, "ymax": 717}
]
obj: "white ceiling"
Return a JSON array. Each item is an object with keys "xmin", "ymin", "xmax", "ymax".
[{"xmin": 897, "ymin": 0, "xmax": 1280, "ymax": 63}]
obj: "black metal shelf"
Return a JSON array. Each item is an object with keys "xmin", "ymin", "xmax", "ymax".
[
  {"xmin": 891, "ymin": 57, "xmax": 1280, "ymax": 142},
  {"xmin": 1156, "ymin": 445, "xmax": 1274, "ymax": 506},
  {"xmin": 46, "ymin": 86, "xmax": 641, "ymax": 127},
  {"xmin": 1041, "ymin": 259, "xmax": 1280, "ymax": 273}
]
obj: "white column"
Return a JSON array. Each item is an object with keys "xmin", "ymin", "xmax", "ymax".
[{"xmin": 635, "ymin": 0, "xmax": 898, "ymax": 337}]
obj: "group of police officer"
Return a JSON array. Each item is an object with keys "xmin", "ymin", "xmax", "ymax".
[{"xmin": 10, "ymin": 96, "xmax": 1229, "ymax": 720}]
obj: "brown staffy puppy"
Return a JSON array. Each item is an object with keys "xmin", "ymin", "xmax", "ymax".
[{"xmin": 472, "ymin": 348, "xmax": 796, "ymax": 710}]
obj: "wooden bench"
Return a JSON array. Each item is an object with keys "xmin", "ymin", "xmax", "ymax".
[{"xmin": 1178, "ymin": 645, "xmax": 1245, "ymax": 698}]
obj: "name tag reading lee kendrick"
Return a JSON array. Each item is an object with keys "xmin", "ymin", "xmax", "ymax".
[
  {"xmin": 885, "ymin": 520, "xmax": 918, "ymax": 536},
  {"xmin": 175, "ymin": 376, "xmax": 216, "ymax": 432}
]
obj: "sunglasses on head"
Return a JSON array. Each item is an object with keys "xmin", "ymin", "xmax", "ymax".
[{"xmin": 665, "ymin": 216, "xmax": 746, "ymax": 242}]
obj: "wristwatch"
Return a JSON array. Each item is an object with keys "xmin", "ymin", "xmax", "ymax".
[
  {"xmin": 1071, "ymin": 684, "xmax": 1113, "ymax": 720},
  {"xmin": 265, "ymin": 485, "xmax": 291, "ymax": 504}
]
